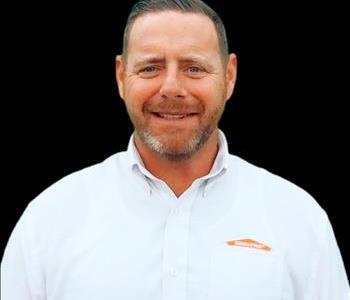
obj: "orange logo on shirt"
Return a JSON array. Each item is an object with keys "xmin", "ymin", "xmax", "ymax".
[{"xmin": 226, "ymin": 238, "xmax": 271, "ymax": 252}]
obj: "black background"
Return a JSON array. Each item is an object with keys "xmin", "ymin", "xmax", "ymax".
[{"xmin": 2, "ymin": 1, "xmax": 349, "ymax": 278}]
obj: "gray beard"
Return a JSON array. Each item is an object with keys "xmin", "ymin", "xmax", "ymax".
[{"xmin": 136, "ymin": 124, "xmax": 215, "ymax": 162}]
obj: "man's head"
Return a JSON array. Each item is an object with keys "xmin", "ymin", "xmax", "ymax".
[{"xmin": 116, "ymin": 0, "xmax": 237, "ymax": 161}]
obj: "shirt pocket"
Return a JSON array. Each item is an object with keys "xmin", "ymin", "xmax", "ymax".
[{"xmin": 208, "ymin": 244, "xmax": 284, "ymax": 300}]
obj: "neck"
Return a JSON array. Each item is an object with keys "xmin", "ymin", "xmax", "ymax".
[{"xmin": 134, "ymin": 129, "xmax": 220, "ymax": 197}]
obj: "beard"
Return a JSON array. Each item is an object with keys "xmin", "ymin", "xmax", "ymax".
[
  {"xmin": 128, "ymin": 99, "xmax": 226, "ymax": 162},
  {"xmin": 137, "ymin": 123, "xmax": 214, "ymax": 161}
]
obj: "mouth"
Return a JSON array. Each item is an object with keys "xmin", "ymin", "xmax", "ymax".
[
  {"xmin": 152, "ymin": 112, "xmax": 198, "ymax": 120},
  {"xmin": 151, "ymin": 112, "xmax": 198, "ymax": 120}
]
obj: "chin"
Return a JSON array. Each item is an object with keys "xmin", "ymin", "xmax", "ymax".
[{"xmin": 139, "ymin": 128, "xmax": 211, "ymax": 162}]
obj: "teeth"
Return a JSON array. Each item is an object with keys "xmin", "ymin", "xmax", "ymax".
[{"xmin": 158, "ymin": 114, "xmax": 187, "ymax": 119}]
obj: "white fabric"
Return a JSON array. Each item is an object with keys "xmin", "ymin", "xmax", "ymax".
[{"xmin": 2, "ymin": 129, "xmax": 349, "ymax": 300}]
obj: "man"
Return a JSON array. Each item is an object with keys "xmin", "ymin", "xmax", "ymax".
[{"xmin": 1, "ymin": 0, "xmax": 349, "ymax": 299}]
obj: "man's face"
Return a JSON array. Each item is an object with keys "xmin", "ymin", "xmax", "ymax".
[{"xmin": 116, "ymin": 11, "xmax": 236, "ymax": 161}]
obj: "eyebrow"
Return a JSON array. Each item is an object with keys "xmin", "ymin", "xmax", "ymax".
[
  {"xmin": 133, "ymin": 57, "xmax": 165, "ymax": 69},
  {"xmin": 133, "ymin": 55, "xmax": 213, "ymax": 69}
]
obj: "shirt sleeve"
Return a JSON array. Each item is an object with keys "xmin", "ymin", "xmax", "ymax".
[
  {"xmin": 305, "ymin": 215, "xmax": 350, "ymax": 300},
  {"xmin": 1, "ymin": 204, "xmax": 45, "ymax": 300}
]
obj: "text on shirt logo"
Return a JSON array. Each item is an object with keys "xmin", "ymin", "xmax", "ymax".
[{"xmin": 225, "ymin": 238, "xmax": 271, "ymax": 252}]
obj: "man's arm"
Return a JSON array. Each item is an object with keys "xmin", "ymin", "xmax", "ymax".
[
  {"xmin": 305, "ymin": 216, "xmax": 349, "ymax": 299},
  {"xmin": 1, "ymin": 205, "xmax": 45, "ymax": 300}
]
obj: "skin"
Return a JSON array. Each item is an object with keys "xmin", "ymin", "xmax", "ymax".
[{"xmin": 116, "ymin": 11, "xmax": 237, "ymax": 197}]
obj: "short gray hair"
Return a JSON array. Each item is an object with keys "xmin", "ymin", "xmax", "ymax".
[{"xmin": 122, "ymin": 0, "xmax": 229, "ymax": 62}]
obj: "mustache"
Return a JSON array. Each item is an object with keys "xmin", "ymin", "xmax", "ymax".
[{"xmin": 145, "ymin": 99, "xmax": 204, "ymax": 113}]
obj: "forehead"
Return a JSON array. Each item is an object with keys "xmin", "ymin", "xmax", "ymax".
[{"xmin": 127, "ymin": 11, "xmax": 220, "ymax": 58}]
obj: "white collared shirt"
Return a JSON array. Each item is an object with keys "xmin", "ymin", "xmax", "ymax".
[{"xmin": 2, "ymin": 130, "xmax": 349, "ymax": 300}]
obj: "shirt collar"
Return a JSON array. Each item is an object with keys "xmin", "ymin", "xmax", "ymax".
[{"xmin": 126, "ymin": 128, "xmax": 229, "ymax": 193}]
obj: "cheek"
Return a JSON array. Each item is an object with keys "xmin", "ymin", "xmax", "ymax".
[
  {"xmin": 186, "ymin": 79, "xmax": 224, "ymax": 109},
  {"xmin": 125, "ymin": 79, "xmax": 161, "ymax": 112},
  {"xmin": 187, "ymin": 81, "xmax": 210, "ymax": 99}
]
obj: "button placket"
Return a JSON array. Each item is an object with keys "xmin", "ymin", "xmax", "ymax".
[{"xmin": 161, "ymin": 196, "xmax": 194, "ymax": 300}]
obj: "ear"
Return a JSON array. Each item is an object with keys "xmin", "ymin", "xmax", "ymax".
[
  {"xmin": 224, "ymin": 53, "xmax": 238, "ymax": 101},
  {"xmin": 115, "ymin": 55, "xmax": 125, "ymax": 100}
]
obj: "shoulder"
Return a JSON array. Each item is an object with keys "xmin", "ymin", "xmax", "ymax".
[
  {"xmin": 229, "ymin": 154, "xmax": 325, "ymax": 218},
  {"xmin": 227, "ymin": 154, "xmax": 328, "ymax": 243},
  {"xmin": 4, "ymin": 151, "xmax": 128, "ymax": 265},
  {"xmin": 22, "ymin": 151, "xmax": 127, "ymax": 229}
]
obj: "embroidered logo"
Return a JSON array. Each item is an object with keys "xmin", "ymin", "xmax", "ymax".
[{"xmin": 225, "ymin": 238, "xmax": 271, "ymax": 252}]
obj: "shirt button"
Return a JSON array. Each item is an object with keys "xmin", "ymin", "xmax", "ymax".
[
  {"xmin": 169, "ymin": 268, "xmax": 178, "ymax": 277},
  {"xmin": 172, "ymin": 208, "xmax": 180, "ymax": 215}
]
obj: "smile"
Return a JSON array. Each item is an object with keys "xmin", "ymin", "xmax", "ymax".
[{"xmin": 152, "ymin": 112, "xmax": 198, "ymax": 120}]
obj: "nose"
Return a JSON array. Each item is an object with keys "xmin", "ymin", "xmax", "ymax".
[{"xmin": 159, "ymin": 66, "xmax": 187, "ymax": 99}]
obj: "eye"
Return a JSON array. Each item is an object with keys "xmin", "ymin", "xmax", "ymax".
[
  {"xmin": 186, "ymin": 65, "xmax": 206, "ymax": 78},
  {"xmin": 188, "ymin": 66, "xmax": 201, "ymax": 73},
  {"xmin": 138, "ymin": 66, "xmax": 161, "ymax": 78},
  {"xmin": 142, "ymin": 66, "xmax": 158, "ymax": 73}
]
